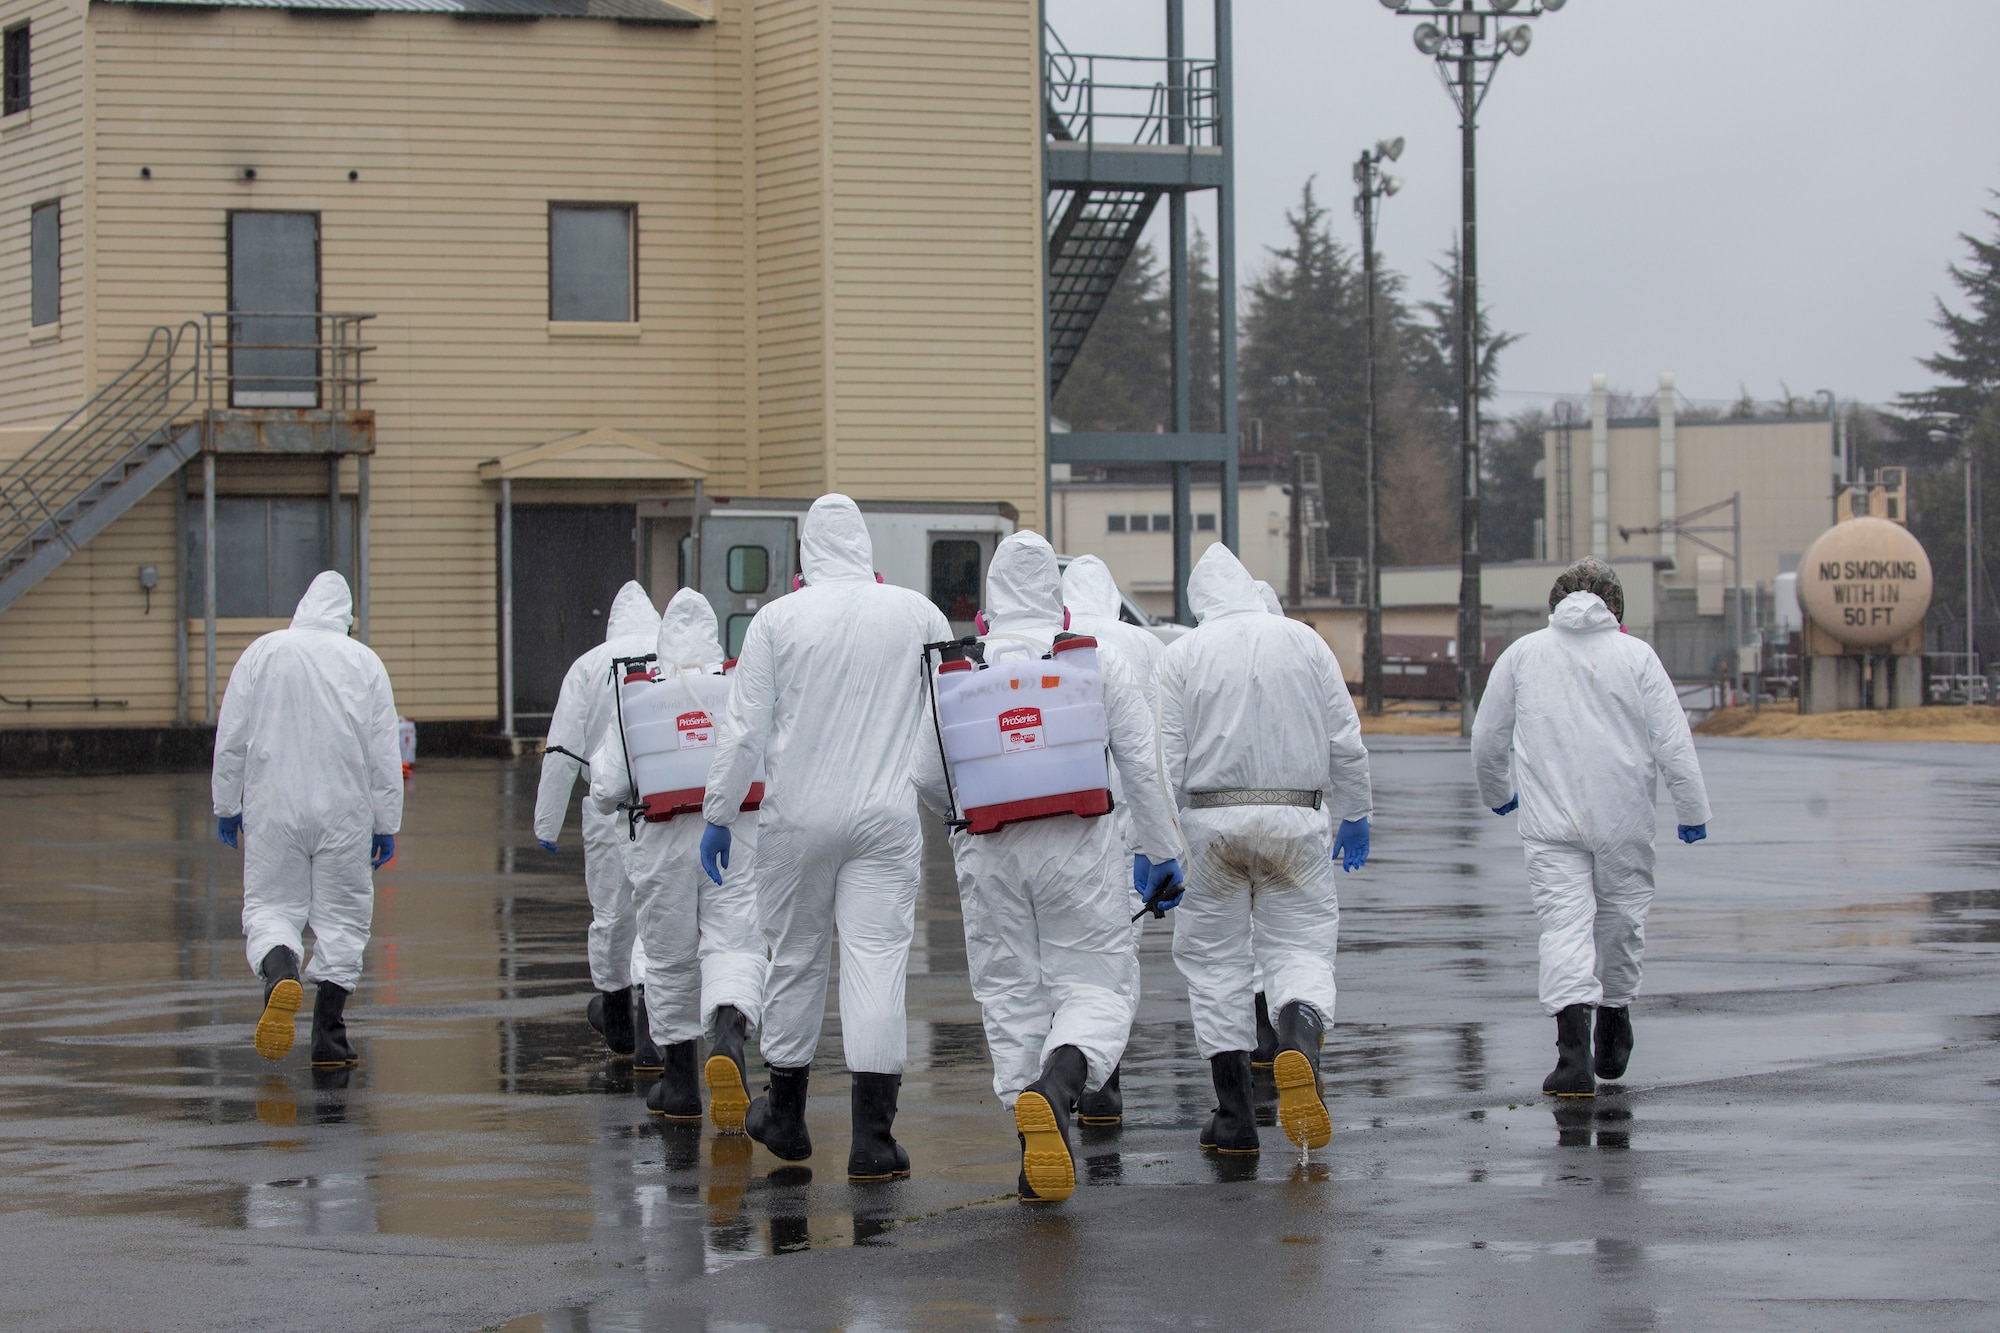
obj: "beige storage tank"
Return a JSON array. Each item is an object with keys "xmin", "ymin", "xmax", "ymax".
[{"xmin": 1796, "ymin": 517, "xmax": 1932, "ymax": 650}]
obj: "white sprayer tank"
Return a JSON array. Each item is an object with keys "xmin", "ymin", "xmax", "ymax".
[
  {"xmin": 933, "ymin": 635, "xmax": 1111, "ymax": 834},
  {"xmin": 615, "ymin": 664, "xmax": 763, "ymax": 821}
]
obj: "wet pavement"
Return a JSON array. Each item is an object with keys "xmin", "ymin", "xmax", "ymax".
[{"xmin": 2, "ymin": 738, "xmax": 1998, "ymax": 1331}]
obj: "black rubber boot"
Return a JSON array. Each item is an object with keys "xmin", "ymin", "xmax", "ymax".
[
  {"xmin": 597, "ymin": 986, "xmax": 636, "ymax": 1056},
  {"xmin": 254, "ymin": 945, "xmax": 302, "ymax": 1061},
  {"xmin": 646, "ymin": 1039, "xmax": 703, "ymax": 1119},
  {"xmin": 705, "ymin": 1004, "xmax": 751, "ymax": 1134},
  {"xmin": 310, "ymin": 982, "xmax": 358, "ymax": 1068},
  {"xmin": 1593, "ymin": 1005, "xmax": 1633, "ymax": 1081},
  {"xmin": 631, "ymin": 989, "xmax": 663, "ymax": 1073},
  {"xmin": 745, "ymin": 1065, "xmax": 813, "ymax": 1161},
  {"xmin": 848, "ymin": 1072, "xmax": 912, "ymax": 1182},
  {"xmin": 1251, "ymin": 992, "xmax": 1280, "ymax": 1068},
  {"xmin": 1199, "ymin": 1050, "xmax": 1259, "ymax": 1154},
  {"xmin": 1273, "ymin": 1001, "xmax": 1331, "ymax": 1151},
  {"xmin": 1014, "ymin": 1045, "xmax": 1087, "ymax": 1202},
  {"xmin": 1543, "ymin": 1003, "xmax": 1596, "ymax": 1098},
  {"xmin": 1075, "ymin": 1064, "xmax": 1123, "ymax": 1126}
]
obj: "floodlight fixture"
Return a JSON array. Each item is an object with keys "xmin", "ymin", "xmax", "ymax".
[
  {"xmin": 1377, "ymin": 135, "xmax": 1406, "ymax": 162},
  {"xmin": 1541, "ymin": 0, "xmax": 1566, "ymax": 10},
  {"xmin": 1383, "ymin": 174, "xmax": 1404, "ymax": 196},
  {"xmin": 1377, "ymin": 0, "xmax": 1408, "ymax": 9},
  {"xmin": 1504, "ymin": 24, "xmax": 1532, "ymax": 55},
  {"xmin": 1492, "ymin": 0, "xmax": 1520, "ymax": 11},
  {"xmin": 1413, "ymin": 22, "xmax": 1445, "ymax": 55}
]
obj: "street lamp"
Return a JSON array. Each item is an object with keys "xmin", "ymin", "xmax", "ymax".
[
  {"xmin": 1930, "ymin": 417, "xmax": 1978, "ymax": 702},
  {"xmin": 1380, "ymin": 0, "xmax": 1565, "ymax": 736},
  {"xmin": 1354, "ymin": 136, "xmax": 1403, "ymax": 717}
]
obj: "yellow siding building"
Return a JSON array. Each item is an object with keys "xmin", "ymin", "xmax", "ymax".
[{"xmin": 0, "ymin": 0, "xmax": 1044, "ymax": 739}]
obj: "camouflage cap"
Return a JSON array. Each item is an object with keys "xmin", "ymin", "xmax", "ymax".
[{"xmin": 1549, "ymin": 557, "xmax": 1624, "ymax": 622}]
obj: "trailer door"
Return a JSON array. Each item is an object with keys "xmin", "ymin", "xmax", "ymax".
[
  {"xmin": 927, "ymin": 531, "xmax": 994, "ymax": 637},
  {"xmin": 701, "ymin": 516, "xmax": 796, "ymax": 658}
]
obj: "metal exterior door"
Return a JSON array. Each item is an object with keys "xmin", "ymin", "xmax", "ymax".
[
  {"xmin": 700, "ymin": 516, "xmax": 796, "ymax": 659},
  {"xmin": 228, "ymin": 212, "xmax": 320, "ymax": 408},
  {"xmin": 510, "ymin": 504, "xmax": 637, "ymax": 730}
]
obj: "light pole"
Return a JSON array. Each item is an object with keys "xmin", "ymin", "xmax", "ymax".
[
  {"xmin": 1932, "ymin": 417, "xmax": 1979, "ymax": 702},
  {"xmin": 1381, "ymin": 0, "xmax": 1564, "ymax": 735},
  {"xmin": 1354, "ymin": 137, "xmax": 1404, "ymax": 717}
]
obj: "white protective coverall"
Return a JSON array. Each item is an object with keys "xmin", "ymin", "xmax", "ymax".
[
  {"xmin": 1471, "ymin": 591, "xmax": 1711, "ymax": 1014},
  {"xmin": 704, "ymin": 495, "xmax": 951, "ymax": 1074},
  {"xmin": 1159, "ymin": 544, "xmax": 1372, "ymax": 1058},
  {"xmin": 535, "ymin": 581, "xmax": 661, "ymax": 992},
  {"xmin": 1254, "ymin": 580, "xmax": 1284, "ymax": 616},
  {"xmin": 588, "ymin": 589, "xmax": 766, "ymax": 1048},
  {"xmin": 213, "ymin": 572, "xmax": 402, "ymax": 991},
  {"xmin": 1062, "ymin": 554, "xmax": 1167, "ymax": 961},
  {"xmin": 918, "ymin": 536, "xmax": 1182, "ymax": 1102}
]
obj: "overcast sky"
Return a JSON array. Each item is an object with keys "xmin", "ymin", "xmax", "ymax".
[{"xmin": 1046, "ymin": 0, "xmax": 2000, "ymax": 414}]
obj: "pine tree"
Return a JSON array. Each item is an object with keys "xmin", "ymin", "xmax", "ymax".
[{"xmin": 1902, "ymin": 203, "xmax": 2000, "ymax": 424}]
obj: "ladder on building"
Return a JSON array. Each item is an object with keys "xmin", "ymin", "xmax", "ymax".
[
  {"xmin": 1292, "ymin": 449, "xmax": 1331, "ymax": 598},
  {"xmin": 0, "ymin": 323, "xmax": 204, "ymax": 615}
]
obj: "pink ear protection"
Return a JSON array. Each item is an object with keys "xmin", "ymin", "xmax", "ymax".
[
  {"xmin": 975, "ymin": 611, "xmax": 989, "ymax": 635},
  {"xmin": 876, "ymin": 572, "xmax": 885, "ymax": 583},
  {"xmin": 791, "ymin": 573, "xmax": 804, "ymax": 591},
  {"xmin": 1063, "ymin": 606, "xmax": 1071, "ymax": 630}
]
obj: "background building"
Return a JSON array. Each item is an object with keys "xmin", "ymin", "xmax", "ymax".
[{"xmin": 0, "ymin": 0, "xmax": 1046, "ymax": 742}]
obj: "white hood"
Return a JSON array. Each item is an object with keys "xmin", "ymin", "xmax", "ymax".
[
  {"xmin": 1187, "ymin": 543, "xmax": 1264, "ymax": 625},
  {"xmin": 605, "ymin": 580, "xmax": 658, "ymax": 644},
  {"xmin": 658, "ymin": 586, "xmax": 724, "ymax": 669},
  {"xmin": 800, "ymin": 494, "xmax": 874, "ymax": 584},
  {"xmin": 1550, "ymin": 591, "xmax": 1619, "ymax": 634},
  {"xmin": 291, "ymin": 571, "xmax": 354, "ymax": 634},
  {"xmin": 985, "ymin": 531, "xmax": 1063, "ymax": 636},
  {"xmin": 1060, "ymin": 554, "xmax": 1123, "ymax": 621},
  {"xmin": 1254, "ymin": 580, "xmax": 1283, "ymax": 615}
]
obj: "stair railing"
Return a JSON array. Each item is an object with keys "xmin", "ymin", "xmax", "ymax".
[{"xmin": 0, "ymin": 322, "xmax": 202, "ymax": 567}]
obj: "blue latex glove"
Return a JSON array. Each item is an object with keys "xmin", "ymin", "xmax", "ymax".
[
  {"xmin": 370, "ymin": 833, "xmax": 396, "ymax": 869},
  {"xmin": 1492, "ymin": 794, "xmax": 1518, "ymax": 816},
  {"xmin": 537, "ymin": 840, "xmax": 559, "ymax": 853},
  {"xmin": 217, "ymin": 814, "xmax": 242, "ymax": 849},
  {"xmin": 1332, "ymin": 817, "xmax": 1370, "ymax": 872},
  {"xmin": 1132, "ymin": 854, "xmax": 1185, "ymax": 913},
  {"xmin": 700, "ymin": 822, "xmax": 732, "ymax": 885},
  {"xmin": 1678, "ymin": 823, "xmax": 1707, "ymax": 844}
]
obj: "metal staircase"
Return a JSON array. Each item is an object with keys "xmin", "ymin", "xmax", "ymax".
[
  {"xmin": 1045, "ymin": 185, "xmax": 1161, "ymax": 397},
  {"xmin": 0, "ymin": 323, "xmax": 203, "ymax": 614}
]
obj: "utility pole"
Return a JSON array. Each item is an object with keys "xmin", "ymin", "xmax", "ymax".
[
  {"xmin": 1382, "ymin": 0, "xmax": 1563, "ymax": 735},
  {"xmin": 1353, "ymin": 138, "xmax": 1404, "ymax": 717}
]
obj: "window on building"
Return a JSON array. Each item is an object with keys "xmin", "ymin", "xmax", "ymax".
[
  {"xmin": 726, "ymin": 544, "xmax": 769, "ymax": 594},
  {"xmin": 30, "ymin": 201, "xmax": 58, "ymax": 326},
  {"xmin": 184, "ymin": 496, "xmax": 354, "ymax": 618},
  {"xmin": 549, "ymin": 204, "xmax": 635, "ymax": 322},
  {"xmin": 1151, "ymin": 514, "xmax": 1171, "ymax": 532},
  {"xmin": 726, "ymin": 613, "xmax": 753, "ymax": 659},
  {"xmin": 1106, "ymin": 514, "xmax": 1127, "ymax": 533},
  {"xmin": 1196, "ymin": 512, "xmax": 1217, "ymax": 532},
  {"xmin": 2, "ymin": 23, "xmax": 27, "ymax": 116}
]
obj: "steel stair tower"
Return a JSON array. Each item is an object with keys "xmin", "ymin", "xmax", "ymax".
[{"xmin": 1043, "ymin": 3, "xmax": 1239, "ymax": 623}]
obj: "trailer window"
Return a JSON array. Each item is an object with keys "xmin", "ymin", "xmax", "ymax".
[
  {"xmin": 726, "ymin": 613, "xmax": 753, "ymax": 658},
  {"xmin": 727, "ymin": 544, "xmax": 769, "ymax": 594},
  {"xmin": 929, "ymin": 538, "xmax": 981, "ymax": 621}
]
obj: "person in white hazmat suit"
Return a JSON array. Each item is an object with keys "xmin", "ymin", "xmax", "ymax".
[
  {"xmin": 1056, "ymin": 554, "xmax": 1166, "ymax": 1127},
  {"xmin": 1158, "ymin": 544, "xmax": 1373, "ymax": 1156},
  {"xmin": 212, "ymin": 572, "xmax": 402, "ymax": 1067},
  {"xmin": 1248, "ymin": 576, "xmax": 1288, "ymax": 1068},
  {"xmin": 1471, "ymin": 558, "xmax": 1710, "ymax": 1097},
  {"xmin": 534, "ymin": 581, "xmax": 662, "ymax": 1067},
  {"xmin": 915, "ymin": 535, "xmax": 1183, "ymax": 1203},
  {"xmin": 700, "ymin": 495, "xmax": 952, "ymax": 1181},
  {"xmin": 587, "ymin": 589, "xmax": 766, "ymax": 1129}
]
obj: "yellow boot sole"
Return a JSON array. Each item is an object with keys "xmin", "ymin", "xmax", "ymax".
[
  {"xmin": 254, "ymin": 979, "xmax": 302, "ymax": 1061},
  {"xmin": 1273, "ymin": 1049, "xmax": 1331, "ymax": 1151},
  {"xmin": 706, "ymin": 1055, "xmax": 750, "ymax": 1134},
  {"xmin": 1014, "ymin": 1091, "xmax": 1075, "ymax": 1202}
]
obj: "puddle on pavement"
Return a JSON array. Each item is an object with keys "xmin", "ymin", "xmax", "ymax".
[{"xmin": 1, "ymin": 750, "xmax": 1996, "ymax": 1281}]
